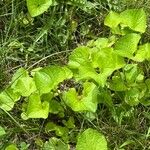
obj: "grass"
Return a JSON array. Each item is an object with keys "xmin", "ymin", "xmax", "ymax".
[{"xmin": 0, "ymin": 0, "xmax": 150, "ymax": 149}]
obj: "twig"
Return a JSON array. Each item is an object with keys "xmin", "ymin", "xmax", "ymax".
[{"xmin": 27, "ymin": 50, "xmax": 72, "ymax": 70}]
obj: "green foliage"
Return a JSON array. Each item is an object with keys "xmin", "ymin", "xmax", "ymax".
[
  {"xmin": 11, "ymin": 68, "xmax": 36, "ymax": 97},
  {"xmin": 5, "ymin": 144, "xmax": 18, "ymax": 150},
  {"xmin": 0, "ymin": 88, "xmax": 20, "ymax": 111},
  {"xmin": 1, "ymin": 8, "xmax": 150, "ymax": 149},
  {"xmin": 104, "ymin": 11, "xmax": 121, "ymax": 28},
  {"xmin": 43, "ymin": 137, "xmax": 70, "ymax": 150},
  {"xmin": 22, "ymin": 92, "xmax": 50, "ymax": 119},
  {"xmin": 63, "ymin": 82, "xmax": 99, "ymax": 112},
  {"xmin": 105, "ymin": 8, "xmax": 147, "ymax": 34},
  {"xmin": 133, "ymin": 43, "xmax": 150, "ymax": 62},
  {"xmin": 1, "ymin": 8, "xmax": 149, "ymax": 119},
  {"xmin": 34, "ymin": 66, "xmax": 73, "ymax": 94},
  {"xmin": 120, "ymin": 9, "xmax": 147, "ymax": 33},
  {"xmin": 19, "ymin": 142, "xmax": 30, "ymax": 150},
  {"xmin": 12, "ymin": 76, "xmax": 36, "ymax": 97},
  {"xmin": 114, "ymin": 33, "xmax": 141, "ymax": 58},
  {"xmin": 45, "ymin": 122, "xmax": 69, "ymax": 139},
  {"xmin": 68, "ymin": 40, "xmax": 125, "ymax": 86},
  {"xmin": 26, "ymin": 0, "xmax": 54, "ymax": 17},
  {"xmin": 26, "ymin": 0, "xmax": 88, "ymax": 17},
  {"xmin": 76, "ymin": 128, "xmax": 107, "ymax": 150}
]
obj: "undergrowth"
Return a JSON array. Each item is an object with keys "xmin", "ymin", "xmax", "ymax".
[{"xmin": 0, "ymin": 0, "xmax": 150, "ymax": 150}]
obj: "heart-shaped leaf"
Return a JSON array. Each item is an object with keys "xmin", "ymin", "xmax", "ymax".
[
  {"xmin": 63, "ymin": 82, "xmax": 99, "ymax": 112},
  {"xmin": 104, "ymin": 9, "xmax": 146, "ymax": 34},
  {"xmin": 26, "ymin": 0, "xmax": 53, "ymax": 17},
  {"xmin": 34, "ymin": 66, "xmax": 73, "ymax": 94},
  {"xmin": 0, "ymin": 88, "xmax": 20, "ymax": 111},
  {"xmin": 23, "ymin": 92, "xmax": 49, "ymax": 119},
  {"xmin": 114, "ymin": 33, "xmax": 141, "ymax": 58},
  {"xmin": 76, "ymin": 128, "xmax": 107, "ymax": 150}
]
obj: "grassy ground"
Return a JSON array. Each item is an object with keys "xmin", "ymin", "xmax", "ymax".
[{"xmin": 0, "ymin": 0, "xmax": 150, "ymax": 149}]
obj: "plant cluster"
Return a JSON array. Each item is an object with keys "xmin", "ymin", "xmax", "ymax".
[{"xmin": 0, "ymin": 3, "xmax": 150, "ymax": 150}]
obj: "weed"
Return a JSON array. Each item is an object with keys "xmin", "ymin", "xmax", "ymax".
[{"xmin": 0, "ymin": 1, "xmax": 150, "ymax": 150}]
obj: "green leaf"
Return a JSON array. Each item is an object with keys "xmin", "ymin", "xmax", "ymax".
[
  {"xmin": 104, "ymin": 9, "xmax": 147, "ymax": 34},
  {"xmin": 31, "ymin": 67, "xmax": 42, "ymax": 76},
  {"xmin": 10, "ymin": 68, "xmax": 36, "ymax": 97},
  {"xmin": 120, "ymin": 8, "xmax": 147, "ymax": 33},
  {"xmin": 110, "ymin": 26, "xmax": 123, "ymax": 35},
  {"xmin": 12, "ymin": 76, "xmax": 36, "ymax": 97},
  {"xmin": 0, "ymin": 126, "xmax": 6, "ymax": 136},
  {"xmin": 41, "ymin": 92, "xmax": 53, "ymax": 102},
  {"xmin": 69, "ymin": 45, "xmax": 125, "ymax": 86},
  {"xmin": 104, "ymin": 11, "xmax": 121, "ymax": 28},
  {"xmin": 0, "ymin": 88, "xmax": 20, "ymax": 111},
  {"xmin": 84, "ymin": 112, "xmax": 96, "ymax": 121},
  {"xmin": 92, "ymin": 47, "xmax": 125, "ymax": 85},
  {"xmin": 5, "ymin": 144, "xmax": 18, "ymax": 150},
  {"xmin": 11, "ymin": 68, "xmax": 28, "ymax": 86},
  {"xmin": 63, "ymin": 82, "xmax": 99, "ymax": 112},
  {"xmin": 125, "ymin": 88, "xmax": 140, "ymax": 106},
  {"xmin": 49, "ymin": 99, "xmax": 64, "ymax": 114},
  {"xmin": 43, "ymin": 137, "xmax": 69, "ymax": 150},
  {"xmin": 114, "ymin": 33, "xmax": 141, "ymax": 58},
  {"xmin": 68, "ymin": 46, "xmax": 90, "ymax": 68},
  {"xmin": 108, "ymin": 74, "xmax": 127, "ymax": 91},
  {"xmin": 109, "ymin": 64, "xmax": 144, "ymax": 92},
  {"xmin": 123, "ymin": 64, "xmax": 144, "ymax": 84},
  {"xmin": 45, "ymin": 122, "xmax": 69, "ymax": 137},
  {"xmin": 94, "ymin": 47, "xmax": 125, "ymax": 73},
  {"xmin": 26, "ymin": 0, "xmax": 53, "ymax": 17},
  {"xmin": 139, "ymin": 80, "xmax": 150, "ymax": 106},
  {"xmin": 63, "ymin": 88, "xmax": 86, "ymax": 111},
  {"xmin": 74, "ymin": 62, "xmax": 99, "ymax": 81},
  {"xmin": 76, "ymin": 128, "xmax": 107, "ymax": 150},
  {"xmin": 19, "ymin": 142, "xmax": 30, "ymax": 150},
  {"xmin": 23, "ymin": 92, "xmax": 49, "ymax": 119},
  {"xmin": 34, "ymin": 66, "xmax": 73, "ymax": 94},
  {"xmin": 68, "ymin": 46, "xmax": 99, "ymax": 84},
  {"xmin": 63, "ymin": 117, "xmax": 75, "ymax": 129},
  {"xmin": 133, "ymin": 43, "xmax": 150, "ymax": 62},
  {"xmin": 87, "ymin": 38, "xmax": 109, "ymax": 49}
]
